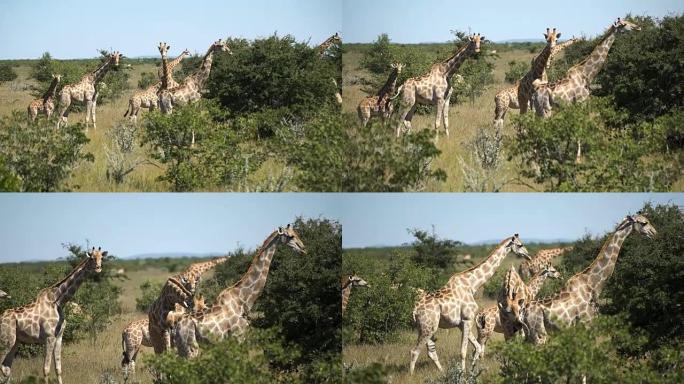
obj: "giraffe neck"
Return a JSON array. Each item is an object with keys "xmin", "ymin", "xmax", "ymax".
[
  {"xmin": 442, "ymin": 44, "xmax": 473, "ymax": 79},
  {"xmin": 452, "ymin": 238, "xmax": 509, "ymax": 290},
  {"xmin": 158, "ymin": 52, "xmax": 189, "ymax": 81},
  {"xmin": 221, "ymin": 231, "xmax": 280, "ymax": 313},
  {"xmin": 43, "ymin": 77, "xmax": 59, "ymax": 101},
  {"xmin": 50, "ymin": 258, "xmax": 92, "ymax": 306},
  {"xmin": 579, "ymin": 27, "xmax": 617, "ymax": 81},
  {"xmin": 91, "ymin": 58, "xmax": 113, "ymax": 84},
  {"xmin": 550, "ymin": 39, "xmax": 577, "ymax": 61},
  {"xmin": 160, "ymin": 52, "xmax": 171, "ymax": 90},
  {"xmin": 341, "ymin": 282, "xmax": 352, "ymax": 315},
  {"xmin": 581, "ymin": 219, "xmax": 633, "ymax": 295},
  {"xmin": 526, "ymin": 273, "xmax": 550, "ymax": 298},
  {"xmin": 376, "ymin": 67, "xmax": 399, "ymax": 99},
  {"xmin": 318, "ymin": 36, "xmax": 337, "ymax": 57},
  {"xmin": 189, "ymin": 47, "xmax": 216, "ymax": 89},
  {"xmin": 530, "ymin": 44, "xmax": 553, "ymax": 80}
]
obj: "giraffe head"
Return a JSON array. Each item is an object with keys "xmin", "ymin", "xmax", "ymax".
[
  {"xmin": 158, "ymin": 42, "xmax": 171, "ymax": 58},
  {"xmin": 498, "ymin": 265, "xmax": 525, "ymax": 319},
  {"xmin": 166, "ymin": 277, "xmax": 194, "ymax": 308},
  {"xmin": 211, "ymin": 39, "xmax": 232, "ymax": 55},
  {"xmin": 192, "ymin": 294, "xmax": 207, "ymax": 312},
  {"xmin": 390, "ymin": 62, "xmax": 405, "ymax": 73},
  {"xmin": 52, "ymin": 74, "xmax": 62, "ymax": 83},
  {"xmin": 506, "ymin": 234, "xmax": 530, "ymax": 259},
  {"xmin": 621, "ymin": 213, "xmax": 657, "ymax": 238},
  {"xmin": 613, "ymin": 17, "xmax": 641, "ymax": 33},
  {"xmin": 182, "ymin": 48, "xmax": 191, "ymax": 56},
  {"xmin": 345, "ymin": 274, "xmax": 369, "ymax": 288},
  {"xmin": 539, "ymin": 263, "xmax": 561, "ymax": 279},
  {"xmin": 165, "ymin": 302, "xmax": 187, "ymax": 328},
  {"xmin": 85, "ymin": 246, "xmax": 107, "ymax": 273},
  {"xmin": 103, "ymin": 51, "xmax": 122, "ymax": 68},
  {"xmin": 466, "ymin": 33, "xmax": 484, "ymax": 53},
  {"xmin": 332, "ymin": 32, "xmax": 342, "ymax": 45},
  {"xmin": 543, "ymin": 28, "xmax": 561, "ymax": 49},
  {"xmin": 276, "ymin": 224, "xmax": 307, "ymax": 254},
  {"xmin": 178, "ymin": 275, "xmax": 197, "ymax": 295}
]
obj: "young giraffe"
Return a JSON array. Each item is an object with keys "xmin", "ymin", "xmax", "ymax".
[
  {"xmin": 0, "ymin": 247, "xmax": 107, "ymax": 384},
  {"xmin": 121, "ymin": 296, "xmax": 206, "ymax": 381},
  {"xmin": 493, "ymin": 36, "xmax": 578, "ymax": 128},
  {"xmin": 123, "ymin": 48, "xmax": 190, "ymax": 124},
  {"xmin": 147, "ymin": 257, "xmax": 228, "ymax": 355},
  {"xmin": 518, "ymin": 214, "xmax": 656, "ymax": 345},
  {"xmin": 519, "ymin": 246, "xmax": 573, "ymax": 279},
  {"xmin": 318, "ymin": 33, "xmax": 343, "ymax": 104},
  {"xmin": 173, "ymin": 225, "xmax": 306, "ymax": 358},
  {"xmin": 532, "ymin": 18, "xmax": 640, "ymax": 161},
  {"xmin": 57, "ymin": 51, "xmax": 122, "ymax": 129},
  {"xmin": 395, "ymin": 34, "xmax": 483, "ymax": 140},
  {"xmin": 27, "ymin": 74, "xmax": 61, "ymax": 122},
  {"xmin": 473, "ymin": 264, "xmax": 560, "ymax": 358},
  {"xmin": 341, "ymin": 274, "xmax": 369, "ymax": 316},
  {"xmin": 409, "ymin": 234, "xmax": 530, "ymax": 375},
  {"xmin": 357, "ymin": 62, "xmax": 405, "ymax": 127}
]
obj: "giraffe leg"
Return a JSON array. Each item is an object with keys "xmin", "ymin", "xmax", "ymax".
[
  {"xmin": 409, "ymin": 335, "xmax": 426, "ymax": 375},
  {"xmin": 425, "ymin": 337, "xmax": 443, "ymax": 372},
  {"xmin": 43, "ymin": 336, "xmax": 57, "ymax": 384},
  {"xmin": 519, "ymin": 94, "xmax": 529, "ymax": 114},
  {"xmin": 53, "ymin": 325, "xmax": 65, "ymax": 384},
  {"xmin": 434, "ymin": 98, "xmax": 444, "ymax": 141},
  {"xmin": 396, "ymin": 101, "xmax": 414, "ymax": 137},
  {"xmin": 443, "ymin": 98, "xmax": 451, "ymax": 138},
  {"xmin": 576, "ymin": 139, "xmax": 582, "ymax": 164},
  {"xmin": 91, "ymin": 98, "xmax": 97, "ymax": 130},
  {"xmin": 84, "ymin": 100, "xmax": 93, "ymax": 131},
  {"xmin": 459, "ymin": 320, "xmax": 474, "ymax": 371},
  {"xmin": 0, "ymin": 344, "xmax": 18, "ymax": 383}
]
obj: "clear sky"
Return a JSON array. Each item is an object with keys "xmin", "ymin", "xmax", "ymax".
[
  {"xmin": 0, "ymin": 0, "xmax": 342, "ymax": 59},
  {"xmin": 0, "ymin": 193, "xmax": 342, "ymax": 262},
  {"xmin": 339, "ymin": 193, "xmax": 684, "ymax": 248},
  {"xmin": 343, "ymin": 0, "xmax": 684, "ymax": 43}
]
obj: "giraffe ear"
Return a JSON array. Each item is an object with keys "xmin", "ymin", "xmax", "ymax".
[
  {"xmin": 102, "ymin": 251, "xmax": 108, "ymax": 257},
  {"xmin": 518, "ymin": 298, "xmax": 525, "ymax": 307},
  {"xmin": 556, "ymin": 33, "xmax": 562, "ymax": 39}
]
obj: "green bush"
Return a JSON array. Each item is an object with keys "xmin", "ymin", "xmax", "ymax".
[
  {"xmin": 508, "ymin": 98, "xmax": 679, "ymax": 191},
  {"xmin": 0, "ymin": 111, "xmax": 93, "ymax": 191},
  {"xmin": 277, "ymin": 113, "xmax": 446, "ymax": 191},
  {"xmin": 0, "ymin": 158, "xmax": 20, "ymax": 191},
  {"xmin": 504, "ymin": 60, "xmax": 527, "ymax": 84},
  {"xmin": 0, "ymin": 63, "xmax": 17, "ymax": 83},
  {"xmin": 409, "ymin": 227, "xmax": 462, "ymax": 270},
  {"xmin": 137, "ymin": 71, "xmax": 158, "ymax": 89},
  {"xmin": 361, "ymin": 33, "xmax": 395, "ymax": 74},
  {"xmin": 344, "ymin": 362, "xmax": 389, "ymax": 384},
  {"xmin": 135, "ymin": 280, "xmax": 163, "ymax": 312},
  {"xmin": 141, "ymin": 101, "xmax": 263, "ymax": 191}
]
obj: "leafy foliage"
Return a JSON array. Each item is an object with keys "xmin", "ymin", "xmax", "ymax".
[
  {"xmin": 0, "ymin": 111, "xmax": 93, "ymax": 191},
  {"xmin": 361, "ymin": 33, "xmax": 394, "ymax": 74},
  {"xmin": 409, "ymin": 227, "xmax": 462, "ymax": 270},
  {"xmin": 135, "ymin": 280, "xmax": 163, "ymax": 312},
  {"xmin": 508, "ymin": 98, "xmax": 680, "ymax": 191},
  {"xmin": 504, "ymin": 60, "xmax": 527, "ymax": 84},
  {"xmin": 0, "ymin": 62, "xmax": 18, "ymax": 83},
  {"xmin": 278, "ymin": 113, "xmax": 446, "ymax": 191},
  {"xmin": 137, "ymin": 71, "xmax": 158, "ymax": 89}
]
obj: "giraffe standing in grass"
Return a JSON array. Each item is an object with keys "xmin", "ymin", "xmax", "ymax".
[
  {"xmin": 474, "ymin": 263, "xmax": 560, "ymax": 358},
  {"xmin": 341, "ymin": 274, "xmax": 369, "ymax": 316},
  {"xmin": 519, "ymin": 246, "xmax": 573, "ymax": 279},
  {"xmin": 492, "ymin": 28, "xmax": 561, "ymax": 128},
  {"xmin": 518, "ymin": 214, "xmax": 656, "ymax": 345},
  {"xmin": 0, "ymin": 247, "xmax": 107, "ymax": 384},
  {"xmin": 27, "ymin": 74, "xmax": 61, "ymax": 122},
  {"xmin": 409, "ymin": 234, "xmax": 530, "ymax": 375},
  {"xmin": 532, "ymin": 18, "xmax": 640, "ymax": 161},
  {"xmin": 357, "ymin": 63, "xmax": 404, "ymax": 127},
  {"xmin": 123, "ymin": 48, "xmax": 190, "ymax": 124},
  {"xmin": 173, "ymin": 225, "xmax": 306, "ymax": 358},
  {"xmin": 395, "ymin": 34, "xmax": 483, "ymax": 140},
  {"xmin": 57, "ymin": 51, "xmax": 122, "ymax": 129}
]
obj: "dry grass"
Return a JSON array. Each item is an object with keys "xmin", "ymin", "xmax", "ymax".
[{"xmin": 9, "ymin": 267, "xmax": 172, "ymax": 384}]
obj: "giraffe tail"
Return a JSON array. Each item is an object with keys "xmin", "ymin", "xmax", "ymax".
[{"xmin": 121, "ymin": 334, "xmax": 130, "ymax": 367}]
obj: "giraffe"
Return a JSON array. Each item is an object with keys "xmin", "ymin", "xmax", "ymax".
[
  {"xmin": 395, "ymin": 34, "xmax": 483, "ymax": 140},
  {"xmin": 121, "ymin": 295, "xmax": 207, "ymax": 381},
  {"xmin": 518, "ymin": 214, "xmax": 656, "ymax": 345},
  {"xmin": 318, "ymin": 33, "xmax": 343, "ymax": 104},
  {"xmin": 516, "ymin": 28, "xmax": 561, "ymax": 116},
  {"xmin": 357, "ymin": 62, "xmax": 405, "ymax": 127},
  {"xmin": 531, "ymin": 18, "xmax": 640, "ymax": 161},
  {"xmin": 27, "ymin": 74, "xmax": 61, "ymax": 122},
  {"xmin": 147, "ymin": 257, "xmax": 228, "ymax": 355},
  {"xmin": 493, "ymin": 36, "xmax": 578, "ymax": 128},
  {"xmin": 519, "ymin": 246, "xmax": 573, "ymax": 280},
  {"xmin": 123, "ymin": 48, "xmax": 190, "ymax": 124},
  {"xmin": 156, "ymin": 42, "xmax": 173, "ymax": 115},
  {"xmin": 173, "ymin": 225, "xmax": 306, "ymax": 358},
  {"xmin": 57, "ymin": 51, "xmax": 122, "ymax": 129},
  {"xmin": 341, "ymin": 274, "xmax": 369, "ymax": 316},
  {"xmin": 0, "ymin": 247, "xmax": 106, "ymax": 384},
  {"xmin": 409, "ymin": 234, "xmax": 529, "ymax": 375},
  {"xmin": 473, "ymin": 263, "xmax": 560, "ymax": 358}
]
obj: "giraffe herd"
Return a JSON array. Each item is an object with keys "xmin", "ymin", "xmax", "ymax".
[
  {"xmin": 0, "ymin": 225, "xmax": 305, "ymax": 384},
  {"xmin": 342, "ymin": 213, "xmax": 657, "ymax": 377}
]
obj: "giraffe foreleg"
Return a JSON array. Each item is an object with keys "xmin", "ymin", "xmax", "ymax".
[
  {"xmin": 443, "ymin": 91, "xmax": 452, "ymax": 138},
  {"xmin": 434, "ymin": 98, "xmax": 445, "ymax": 141},
  {"xmin": 53, "ymin": 323, "xmax": 65, "ymax": 384},
  {"xmin": 84, "ymin": 100, "xmax": 93, "ymax": 131},
  {"xmin": 43, "ymin": 336, "xmax": 57, "ymax": 384}
]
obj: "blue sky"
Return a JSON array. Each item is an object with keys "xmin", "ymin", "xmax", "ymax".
[
  {"xmin": 339, "ymin": 193, "xmax": 684, "ymax": 248},
  {"xmin": 0, "ymin": 194, "xmax": 341, "ymax": 262},
  {"xmin": 343, "ymin": 0, "xmax": 683, "ymax": 43},
  {"xmin": 0, "ymin": 0, "xmax": 342, "ymax": 59}
]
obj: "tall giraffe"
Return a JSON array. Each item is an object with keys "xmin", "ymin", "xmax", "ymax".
[
  {"xmin": 57, "ymin": 51, "xmax": 122, "ymax": 129},
  {"xmin": 395, "ymin": 34, "xmax": 483, "ymax": 140},
  {"xmin": 156, "ymin": 42, "xmax": 173, "ymax": 114},
  {"xmin": 516, "ymin": 28, "xmax": 561, "ymax": 116},
  {"xmin": 519, "ymin": 214, "xmax": 656, "ymax": 345},
  {"xmin": 531, "ymin": 18, "xmax": 640, "ymax": 161},
  {"xmin": 318, "ymin": 33, "xmax": 343, "ymax": 104},
  {"xmin": 409, "ymin": 234, "xmax": 529, "ymax": 375},
  {"xmin": 493, "ymin": 36, "xmax": 578, "ymax": 128},
  {"xmin": 123, "ymin": 48, "xmax": 190, "ymax": 124},
  {"xmin": 474, "ymin": 264, "xmax": 560, "ymax": 358},
  {"xmin": 519, "ymin": 246, "xmax": 573, "ymax": 279},
  {"xmin": 357, "ymin": 62, "xmax": 405, "ymax": 127},
  {"xmin": 173, "ymin": 225, "xmax": 306, "ymax": 358},
  {"xmin": 147, "ymin": 257, "xmax": 227, "ymax": 355},
  {"xmin": 0, "ymin": 247, "xmax": 107, "ymax": 384},
  {"xmin": 341, "ymin": 274, "xmax": 369, "ymax": 316},
  {"xmin": 27, "ymin": 74, "xmax": 61, "ymax": 122}
]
